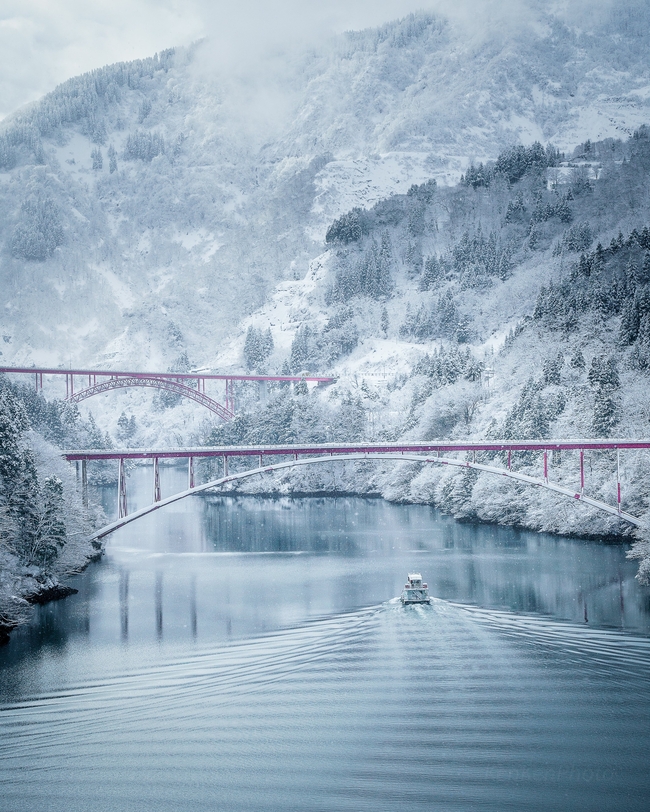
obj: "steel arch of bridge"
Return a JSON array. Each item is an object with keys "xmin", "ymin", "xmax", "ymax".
[
  {"xmin": 69, "ymin": 377, "xmax": 234, "ymax": 421},
  {"xmin": 78, "ymin": 449, "xmax": 645, "ymax": 541},
  {"xmin": 0, "ymin": 366, "xmax": 337, "ymax": 421}
]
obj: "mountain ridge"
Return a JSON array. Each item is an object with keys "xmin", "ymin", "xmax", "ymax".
[{"xmin": 2, "ymin": 7, "xmax": 650, "ymax": 371}]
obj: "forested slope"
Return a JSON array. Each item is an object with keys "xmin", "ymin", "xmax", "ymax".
[
  {"xmin": 0, "ymin": 379, "xmax": 104, "ymax": 640},
  {"xmin": 210, "ymin": 131, "xmax": 650, "ymax": 582}
]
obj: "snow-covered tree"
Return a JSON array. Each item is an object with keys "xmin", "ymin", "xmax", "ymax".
[
  {"xmin": 243, "ymin": 326, "xmax": 274, "ymax": 372},
  {"xmin": 10, "ymin": 196, "xmax": 64, "ymax": 261},
  {"xmin": 107, "ymin": 144, "xmax": 118, "ymax": 173},
  {"xmin": 91, "ymin": 147, "xmax": 103, "ymax": 171}
]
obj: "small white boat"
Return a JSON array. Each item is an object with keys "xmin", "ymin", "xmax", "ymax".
[{"xmin": 400, "ymin": 573, "xmax": 431, "ymax": 605}]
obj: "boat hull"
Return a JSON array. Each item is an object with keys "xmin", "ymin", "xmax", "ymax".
[{"xmin": 400, "ymin": 591, "xmax": 431, "ymax": 605}]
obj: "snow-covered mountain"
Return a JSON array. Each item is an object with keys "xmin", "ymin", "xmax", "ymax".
[{"xmin": 2, "ymin": 3, "xmax": 650, "ymax": 372}]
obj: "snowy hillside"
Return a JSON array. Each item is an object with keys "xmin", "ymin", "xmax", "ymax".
[
  {"xmin": 201, "ymin": 127, "xmax": 650, "ymax": 581},
  {"xmin": 2, "ymin": 4, "xmax": 650, "ymax": 374}
]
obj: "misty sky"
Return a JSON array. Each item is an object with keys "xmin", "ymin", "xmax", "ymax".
[
  {"xmin": 0, "ymin": 0, "xmax": 612, "ymax": 122},
  {"xmin": 0, "ymin": 0, "xmax": 446, "ymax": 121}
]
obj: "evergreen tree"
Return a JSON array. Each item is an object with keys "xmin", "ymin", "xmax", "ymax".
[
  {"xmin": 0, "ymin": 385, "xmax": 71, "ymax": 568},
  {"xmin": 91, "ymin": 147, "xmax": 103, "ymax": 170},
  {"xmin": 37, "ymin": 476, "xmax": 67, "ymax": 566},
  {"xmin": 84, "ymin": 413, "xmax": 106, "ymax": 448},
  {"xmin": 328, "ymin": 236, "xmax": 394, "ymax": 303},
  {"xmin": 587, "ymin": 355, "xmax": 620, "ymax": 437},
  {"xmin": 503, "ymin": 378, "xmax": 551, "ymax": 440},
  {"xmin": 543, "ymin": 353, "xmax": 563, "ymax": 385},
  {"xmin": 10, "ymin": 195, "xmax": 64, "ymax": 261},
  {"xmin": 380, "ymin": 307, "xmax": 389, "ymax": 336},
  {"xmin": 438, "ymin": 290, "xmax": 460, "ymax": 339},
  {"xmin": 243, "ymin": 326, "xmax": 274, "ymax": 372},
  {"xmin": 642, "ymin": 253, "xmax": 650, "ymax": 284},
  {"xmin": 123, "ymin": 130, "xmax": 165, "ymax": 162},
  {"xmin": 335, "ymin": 395, "xmax": 366, "ymax": 441},
  {"xmin": 587, "ymin": 356, "xmax": 620, "ymax": 390},
  {"xmin": 138, "ymin": 99, "xmax": 152, "ymax": 123},
  {"xmin": 157, "ymin": 352, "xmax": 192, "ymax": 408},
  {"xmin": 11, "ymin": 449, "xmax": 42, "ymax": 564},
  {"xmin": 117, "ymin": 411, "xmax": 129, "ymax": 438},
  {"xmin": 377, "ymin": 231, "xmax": 394, "ymax": 295},
  {"xmin": 325, "ymin": 208, "xmax": 367, "ymax": 244},
  {"xmin": 247, "ymin": 392, "xmax": 297, "ymax": 445},
  {"xmin": 289, "ymin": 325, "xmax": 324, "ymax": 373},
  {"xmin": 117, "ymin": 412, "xmax": 137, "ymax": 442},
  {"xmin": 419, "ymin": 254, "xmax": 442, "ymax": 290},
  {"xmin": 293, "ymin": 378, "xmax": 308, "ymax": 396},
  {"xmin": 243, "ymin": 326, "xmax": 260, "ymax": 372},
  {"xmin": 630, "ymin": 314, "xmax": 650, "ymax": 370},
  {"xmin": 0, "ymin": 384, "xmax": 28, "ymax": 492},
  {"xmin": 108, "ymin": 144, "xmax": 118, "ymax": 173},
  {"xmin": 570, "ymin": 349, "xmax": 586, "ymax": 369},
  {"xmin": 619, "ymin": 297, "xmax": 640, "ymax": 345},
  {"xmin": 592, "ymin": 390, "xmax": 619, "ymax": 437},
  {"xmin": 322, "ymin": 308, "xmax": 358, "ymax": 363}
]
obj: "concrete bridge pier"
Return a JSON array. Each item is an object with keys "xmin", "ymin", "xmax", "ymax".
[
  {"xmin": 258, "ymin": 379, "xmax": 268, "ymax": 404},
  {"xmin": 153, "ymin": 458, "xmax": 161, "ymax": 503},
  {"xmin": 117, "ymin": 459, "xmax": 128, "ymax": 519}
]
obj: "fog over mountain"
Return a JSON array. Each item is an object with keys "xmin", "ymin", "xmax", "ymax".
[{"xmin": 1, "ymin": 2, "xmax": 649, "ymax": 368}]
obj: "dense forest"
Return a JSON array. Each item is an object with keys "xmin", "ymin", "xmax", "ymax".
[{"xmin": 0, "ymin": 379, "xmax": 104, "ymax": 640}]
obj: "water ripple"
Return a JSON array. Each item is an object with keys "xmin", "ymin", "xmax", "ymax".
[{"xmin": 1, "ymin": 601, "xmax": 649, "ymax": 812}]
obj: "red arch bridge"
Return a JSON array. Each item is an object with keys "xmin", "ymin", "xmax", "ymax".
[
  {"xmin": 61, "ymin": 439, "xmax": 650, "ymax": 541},
  {"xmin": 0, "ymin": 366, "xmax": 336, "ymax": 420}
]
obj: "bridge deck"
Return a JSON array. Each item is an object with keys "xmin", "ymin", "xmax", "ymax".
[
  {"xmin": 0, "ymin": 366, "xmax": 335, "ymax": 383},
  {"xmin": 62, "ymin": 439, "xmax": 650, "ymax": 461}
]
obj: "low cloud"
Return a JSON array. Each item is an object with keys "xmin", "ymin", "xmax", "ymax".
[
  {"xmin": 0, "ymin": 0, "xmax": 204, "ymax": 120},
  {"xmin": 0, "ymin": 0, "xmax": 626, "ymax": 121}
]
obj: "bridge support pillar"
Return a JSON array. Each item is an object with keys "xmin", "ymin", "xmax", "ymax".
[
  {"xmin": 258, "ymin": 379, "xmax": 268, "ymax": 405},
  {"xmin": 543, "ymin": 450, "xmax": 548, "ymax": 482},
  {"xmin": 117, "ymin": 459, "xmax": 128, "ymax": 519},
  {"xmin": 153, "ymin": 458, "xmax": 161, "ymax": 503},
  {"xmin": 81, "ymin": 459, "xmax": 88, "ymax": 507},
  {"xmin": 223, "ymin": 456, "xmax": 228, "ymax": 477},
  {"xmin": 507, "ymin": 450, "xmax": 512, "ymax": 471},
  {"xmin": 580, "ymin": 450, "xmax": 585, "ymax": 493},
  {"xmin": 224, "ymin": 379, "xmax": 235, "ymax": 414},
  {"xmin": 617, "ymin": 449, "xmax": 621, "ymax": 513},
  {"xmin": 188, "ymin": 457, "xmax": 195, "ymax": 489}
]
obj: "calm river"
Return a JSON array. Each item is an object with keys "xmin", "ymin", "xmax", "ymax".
[{"xmin": 1, "ymin": 465, "xmax": 649, "ymax": 811}]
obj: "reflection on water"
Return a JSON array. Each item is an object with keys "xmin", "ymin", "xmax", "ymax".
[{"xmin": 1, "ymin": 464, "xmax": 649, "ymax": 812}]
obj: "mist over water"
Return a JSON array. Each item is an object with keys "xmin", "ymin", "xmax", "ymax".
[{"xmin": 1, "ymin": 466, "xmax": 649, "ymax": 811}]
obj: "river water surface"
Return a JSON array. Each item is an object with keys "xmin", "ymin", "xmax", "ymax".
[{"xmin": 1, "ymin": 466, "xmax": 650, "ymax": 811}]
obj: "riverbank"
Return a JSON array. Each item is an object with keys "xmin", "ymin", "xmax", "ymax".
[
  {"xmin": 0, "ymin": 378, "xmax": 109, "ymax": 645},
  {"xmin": 0, "ymin": 541, "xmax": 103, "ymax": 645}
]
